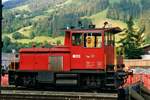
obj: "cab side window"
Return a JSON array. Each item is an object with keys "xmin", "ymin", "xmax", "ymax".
[
  {"xmin": 84, "ymin": 33, "xmax": 102, "ymax": 48},
  {"xmin": 96, "ymin": 35, "xmax": 102, "ymax": 48},
  {"xmin": 72, "ymin": 33, "xmax": 82, "ymax": 46},
  {"xmin": 105, "ymin": 32, "xmax": 114, "ymax": 46}
]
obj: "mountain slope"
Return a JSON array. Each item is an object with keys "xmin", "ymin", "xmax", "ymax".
[{"xmin": 2, "ymin": 0, "xmax": 150, "ymax": 52}]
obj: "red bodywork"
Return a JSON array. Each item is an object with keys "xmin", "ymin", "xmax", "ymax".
[
  {"xmin": 19, "ymin": 47, "xmax": 71, "ymax": 71},
  {"xmin": 19, "ymin": 28, "xmax": 121, "ymax": 72}
]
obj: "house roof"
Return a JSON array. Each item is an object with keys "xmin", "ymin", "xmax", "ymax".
[{"xmin": 142, "ymin": 44, "xmax": 150, "ymax": 49}]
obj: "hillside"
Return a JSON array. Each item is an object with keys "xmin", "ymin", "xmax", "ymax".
[{"xmin": 2, "ymin": 0, "xmax": 150, "ymax": 52}]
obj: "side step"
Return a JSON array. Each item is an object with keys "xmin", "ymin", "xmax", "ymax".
[{"xmin": 105, "ymin": 70, "xmax": 116, "ymax": 90}]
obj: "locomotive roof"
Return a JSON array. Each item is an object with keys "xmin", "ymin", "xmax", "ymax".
[
  {"xmin": 65, "ymin": 27, "xmax": 122, "ymax": 34},
  {"xmin": 19, "ymin": 48, "xmax": 51, "ymax": 53},
  {"xmin": 19, "ymin": 46, "xmax": 70, "ymax": 53}
]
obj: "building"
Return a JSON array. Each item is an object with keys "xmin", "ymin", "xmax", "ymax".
[
  {"xmin": 124, "ymin": 44, "xmax": 150, "ymax": 68},
  {"xmin": 141, "ymin": 44, "xmax": 150, "ymax": 60},
  {"xmin": 2, "ymin": 53, "xmax": 19, "ymax": 70}
]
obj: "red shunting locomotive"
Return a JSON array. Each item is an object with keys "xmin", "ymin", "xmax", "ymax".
[{"xmin": 9, "ymin": 25, "xmax": 130, "ymax": 90}]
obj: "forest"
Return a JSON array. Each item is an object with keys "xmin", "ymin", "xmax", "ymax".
[{"xmin": 2, "ymin": 0, "xmax": 150, "ymax": 53}]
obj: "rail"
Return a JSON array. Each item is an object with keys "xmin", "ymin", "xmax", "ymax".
[
  {"xmin": 1, "ymin": 82, "xmax": 150, "ymax": 100},
  {"xmin": 0, "ymin": 90, "xmax": 118, "ymax": 100}
]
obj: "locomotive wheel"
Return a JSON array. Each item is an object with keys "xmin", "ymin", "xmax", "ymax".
[
  {"xmin": 79, "ymin": 73, "xmax": 105, "ymax": 91},
  {"xmin": 15, "ymin": 76, "xmax": 23, "ymax": 87},
  {"xmin": 22, "ymin": 76, "xmax": 36, "ymax": 88}
]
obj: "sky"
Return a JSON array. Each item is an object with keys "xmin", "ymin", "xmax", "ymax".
[{"xmin": 2, "ymin": 0, "xmax": 11, "ymax": 3}]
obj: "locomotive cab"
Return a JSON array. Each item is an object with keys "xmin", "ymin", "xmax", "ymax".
[{"xmin": 64, "ymin": 27, "xmax": 121, "ymax": 71}]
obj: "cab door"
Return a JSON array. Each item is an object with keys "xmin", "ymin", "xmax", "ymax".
[
  {"xmin": 81, "ymin": 32, "xmax": 105, "ymax": 70},
  {"xmin": 104, "ymin": 32, "xmax": 115, "ymax": 65},
  {"xmin": 70, "ymin": 33, "xmax": 84, "ymax": 70}
]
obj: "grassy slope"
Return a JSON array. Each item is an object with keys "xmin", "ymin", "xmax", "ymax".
[
  {"xmin": 11, "ymin": 4, "xmax": 30, "ymax": 11},
  {"xmin": 18, "ymin": 26, "xmax": 33, "ymax": 36},
  {"xmin": 8, "ymin": 9, "xmax": 126, "ymax": 45},
  {"xmin": 16, "ymin": 36, "xmax": 64, "ymax": 44},
  {"xmin": 109, "ymin": 0, "xmax": 120, "ymax": 4},
  {"xmin": 109, "ymin": 0, "xmax": 141, "ymax": 4},
  {"xmin": 4, "ymin": 0, "xmax": 149, "ymax": 45}
]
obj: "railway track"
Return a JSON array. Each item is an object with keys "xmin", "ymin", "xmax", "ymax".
[
  {"xmin": 1, "ymin": 86, "xmax": 117, "ymax": 92},
  {"xmin": 1, "ymin": 89, "xmax": 118, "ymax": 100}
]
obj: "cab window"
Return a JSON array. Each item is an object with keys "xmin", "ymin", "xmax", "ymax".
[
  {"xmin": 84, "ymin": 33, "xmax": 102, "ymax": 48},
  {"xmin": 72, "ymin": 33, "xmax": 82, "ymax": 46}
]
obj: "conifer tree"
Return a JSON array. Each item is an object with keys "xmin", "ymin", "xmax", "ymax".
[{"xmin": 119, "ymin": 16, "xmax": 145, "ymax": 59}]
